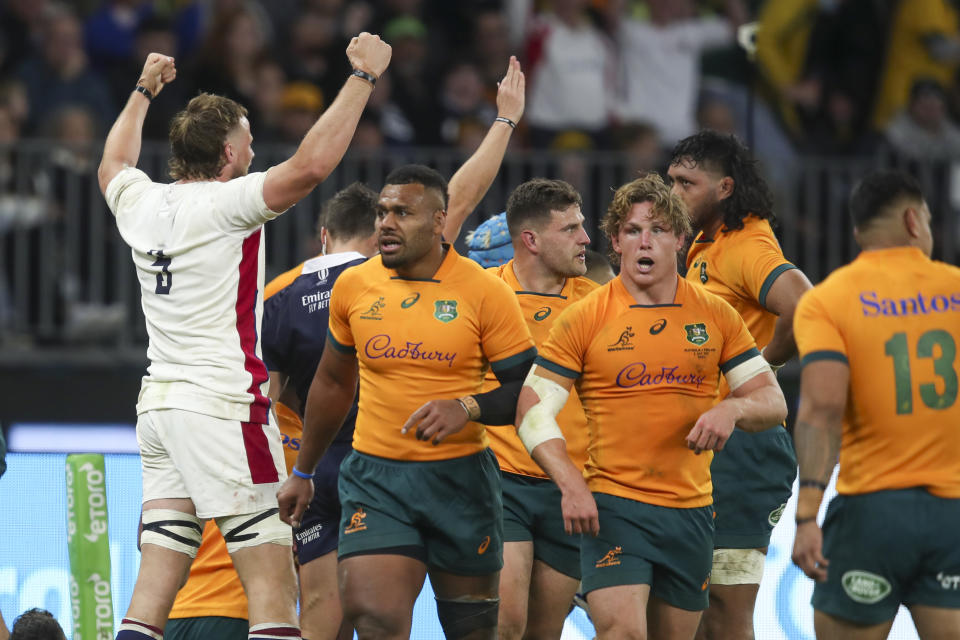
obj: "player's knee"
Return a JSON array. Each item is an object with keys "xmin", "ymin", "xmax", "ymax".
[
  {"xmin": 436, "ymin": 597, "xmax": 499, "ymax": 640},
  {"xmin": 711, "ymin": 548, "xmax": 765, "ymax": 587},
  {"xmin": 140, "ymin": 509, "xmax": 203, "ymax": 561},
  {"xmin": 343, "ymin": 600, "xmax": 406, "ymax": 638},
  {"xmin": 216, "ymin": 508, "xmax": 291, "ymax": 554},
  {"xmin": 496, "ymin": 604, "xmax": 526, "ymax": 640}
]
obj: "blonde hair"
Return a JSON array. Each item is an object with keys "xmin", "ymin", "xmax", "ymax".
[
  {"xmin": 601, "ymin": 173, "xmax": 691, "ymax": 255},
  {"xmin": 168, "ymin": 93, "xmax": 248, "ymax": 180}
]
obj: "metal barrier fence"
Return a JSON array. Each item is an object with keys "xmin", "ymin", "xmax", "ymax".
[{"xmin": 0, "ymin": 140, "xmax": 956, "ymax": 349}]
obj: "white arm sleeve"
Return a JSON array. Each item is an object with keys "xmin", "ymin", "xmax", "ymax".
[
  {"xmin": 517, "ymin": 368, "xmax": 569, "ymax": 453},
  {"xmin": 725, "ymin": 354, "xmax": 773, "ymax": 391}
]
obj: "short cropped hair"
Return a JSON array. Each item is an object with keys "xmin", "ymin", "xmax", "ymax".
[
  {"xmin": 168, "ymin": 93, "xmax": 247, "ymax": 181},
  {"xmin": 383, "ymin": 164, "xmax": 449, "ymax": 208},
  {"xmin": 849, "ymin": 169, "xmax": 925, "ymax": 230},
  {"xmin": 316, "ymin": 182, "xmax": 379, "ymax": 242},
  {"xmin": 505, "ymin": 179, "xmax": 582, "ymax": 238},
  {"xmin": 10, "ymin": 608, "xmax": 66, "ymax": 640},
  {"xmin": 669, "ymin": 130, "xmax": 774, "ymax": 231},
  {"xmin": 602, "ymin": 173, "xmax": 691, "ymax": 257}
]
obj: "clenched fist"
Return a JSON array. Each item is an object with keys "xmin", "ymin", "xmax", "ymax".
[{"xmin": 347, "ymin": 32, "xmax": 392, "ymax": 79}]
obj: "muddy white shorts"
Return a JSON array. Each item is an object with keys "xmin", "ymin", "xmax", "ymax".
[{"xmin": 137, "ymin": 408, "xmax": 287, "ymax": 519}]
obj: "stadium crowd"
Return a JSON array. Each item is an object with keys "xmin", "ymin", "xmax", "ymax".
[
  {"xmin": 0, "ymin": 2, "xmax": 959, "ymax": 640},
  {"xmin": 2, "ymin": 0, "xmax": 960, "ymax": 157}
]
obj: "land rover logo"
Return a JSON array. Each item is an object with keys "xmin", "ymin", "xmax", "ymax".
[
  {"xmin": 842, "ymin": 570, "xmax": 891, "ymax": 604},
  {"xmin": 768, "ymin": 503, "xmax": 786, "ymax": 526}
]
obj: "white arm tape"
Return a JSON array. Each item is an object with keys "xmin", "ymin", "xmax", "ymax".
[
  {"xmin": 517, "ymin": 368, "xmax": 569, "ymax": 453},
  {"xmin": 726, "ymin": 354, "xmax": 773, "ymax": 391}
]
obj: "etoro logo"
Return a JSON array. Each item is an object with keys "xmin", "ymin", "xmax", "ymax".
[{"xmin": 842, "ymin": 570, "xmax": 891, "ymax": 604}]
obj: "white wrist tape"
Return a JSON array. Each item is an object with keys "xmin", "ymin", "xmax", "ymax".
[
  {"xmin": 517, "ymin": 369, "xmax": 569, "ymax": 453},
  {"xmin": 727, "ymin": 353, "xmax": 774, "ymax": 391}
]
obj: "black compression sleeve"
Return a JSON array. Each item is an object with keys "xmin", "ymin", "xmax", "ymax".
[{"xmin": 472, "ymin": 353, "xmax": 537, "ymax": 425}]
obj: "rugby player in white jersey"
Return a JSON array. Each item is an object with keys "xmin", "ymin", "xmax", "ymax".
[{"xmin": 97, "ymin": 35, "xmax": 391, "ymax": 640}]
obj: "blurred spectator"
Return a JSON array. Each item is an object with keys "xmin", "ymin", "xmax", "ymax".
[
  {"xmin": 381, "ymin": 15, "xmax": 443, "ymax": 145},
  {"xmin": 16, "ymin": 6, "xmax": 115, "ymax": 134},
  {"xmin": 277, "ymin": 81, "xmax": 324, "ymax": 144},
  {"xmin": 249, "ymin": 57, "xmax": 288, "ymax": 144},
  {"xmin": 282, "ymin": 8, "xmax": 351, "ymax": 103},
  {"xmin": 873, "ymin": 0, "xmax": 960, "ymax": 130},
  {"xmin": 886, "ymin": 78, "xmax": 960, "ymax": 160},
  {"xmin": 190, "ymin": 4, "xmax": 271, "ymax": 103},
  {"xmin": 454, "ymin": 116, "xmax": 490, "ymax": 153},
  {"xmin": 800, "ymin": 0, "xmax": 889, "ymax": 155},
  {"xmin": 472, "ymin": 8, "xmax": 515, "ymax": 88},
  {"xmin": 611, "ymin": 0, "xmax": 744, "ymax": 146},
  {"xmin": 755, "ymin": 0, "xmax": 821, "ymax": 140},
  {"xmin": 616, "ymin": 122, "xmax": 664, "ymax": 177},
  {"xmin": 524, "ymin": 0, "xmax": 615, "ymax": 148},
  {"xmin": 105, "ymin": 15, "xmax": 183, "ymax": 141},
  {"xmin": 351, "ymin": 111, "xmax": 384, "ymax": 152},
  {"xmin": 44, "ymin": 106, "xmax": 126, "ymax": 342},
  {"xmin": 0, "ymin": 0, "xmax": 49, "ymax": 76},
  {"xmin": 0, "ymin": 82, "xmax": 29, "ymax": 134},
  {"xmin": 697, "ymin": 95, "xmax": 738, "ymax": 135},
  {"xmin": 83, "ymin": 0, "xmax": 154, "ymax": 70},
  {"xmin": 439, "ymin": 61, "xmax": 497, "ymax": 146}
]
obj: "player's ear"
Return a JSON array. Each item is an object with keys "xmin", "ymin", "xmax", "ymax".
[
  {"xmin": 434, "ymin": 208, "xmax": 447, "ymax": 234},
  {"xmin": 610, "ymin": 229, "xmax": 622, "ymax": 256},
  {"xmin": 520, "ymin": 229, "xmax": 538, "ymax": 253},
  {"xmin": 903, "ymin": 207, "xmax": 922, "ymax": 239},
  {"xmin": 717, "ymin": 176, "xmax": 734, "ymax": 201}
]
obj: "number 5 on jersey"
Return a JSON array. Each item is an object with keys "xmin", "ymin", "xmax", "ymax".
[{"xmin": 148, "ymin": 249, "xmax": 173, "ymax": 294}]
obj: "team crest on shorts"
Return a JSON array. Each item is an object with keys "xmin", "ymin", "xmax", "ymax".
[
  {"xmin": 434, "ymin": 300, "xmax": 458, "ymax": 323},
  {"xmin": 344, "ymin": 507, "xmax": 368, "ymax": 534},
  {"xmin": 595, "ymin": 546, "xmax": 622, "ymax": 568},
  {"xmin": 768, "ymin": 503, "xmax": 786, "ymax": 526},
  {"xmin": 684, "ymin": 323, "xmax": 709, "ymax": 345},
  {"xmin": 842, "ymin": 570, "xmax": 891, "ymax": 604}
]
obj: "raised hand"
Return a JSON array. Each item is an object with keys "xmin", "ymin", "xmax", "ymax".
[
  {"xmin": 496, "ymin": 55, "xmax": 525, "ymax": 124},
  {"xmin": 347, "ymin": 32, "xmax": 392, "ymax": 79},
  {"xmin": 138, "ymin": 53, "xmax": 176, "ymax": 97}
]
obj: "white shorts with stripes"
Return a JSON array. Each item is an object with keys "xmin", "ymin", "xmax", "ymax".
[{"xmin": 137, "ymin": 408, "xmax": 287, "ymax": 519}]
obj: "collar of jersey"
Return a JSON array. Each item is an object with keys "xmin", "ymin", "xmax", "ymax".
[
  {"xmin": 501, "ymin": 259, "xmax": 570, "ymax": 298},
  {"xmin": 388, "ymin": 243, "xmax": 457, "ymax": 282},
  {"xmin": 856, "ymin": 245, "xmax": 928, "ymax": 263},
  {"xmin": 302, "ymin": 251, "xmax": 367, "ymax": 275},
  {"xmin": 612, "ymin": 273, "xmax": 685, "ymax": 308}
]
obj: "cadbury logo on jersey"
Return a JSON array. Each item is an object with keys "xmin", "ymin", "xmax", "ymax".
[
  {"xmin": 364, "ymin": 334, "xmax": 457, "ymax": 367},
  {"xmin": 860, "ymin": 291, "xmax": 960, "ymax": 317},
  {"xmin": 616, "ymin": 362, "xmax": 706, "ymax": 389}
]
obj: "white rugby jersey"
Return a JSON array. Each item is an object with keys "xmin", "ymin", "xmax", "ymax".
[{"xmin": 105, "ymin": 167, "xmax": 284, "ymax": 424}]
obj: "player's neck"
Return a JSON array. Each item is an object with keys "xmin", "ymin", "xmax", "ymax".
[
  {"xmin": 326, "ymin": 238, "xmax": 376, "ymax": 258},
  {"xmin": 620, "ymin": 272, "xmax": 679, "ymax": 306},
  {"xmin": 512, "ymin": 254, "xmax": 565, "ymax": 295},
  {"xmin": 395, "ymin": 242, "xmax": 448, "ymax": 280},
  {"xmin": 698, "ymin": 215, "xmax": 724, "ymax": 240}
]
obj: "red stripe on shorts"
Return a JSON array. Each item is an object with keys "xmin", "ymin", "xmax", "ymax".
[
  {"xmin": 241, "ymin": 421, "xmax": 278, "ymax": 484},
  {"xmin": 236, "ymin": 228, "xmax": 271, "ymax": 425}
]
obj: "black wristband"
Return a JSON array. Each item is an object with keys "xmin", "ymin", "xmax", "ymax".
[
  {"xmin": 798, "ymin": 479, "xmax": 827, "ymax": 491},
  {"xmin": 351, "ymin": 69, "xmax": 377, "ymax": 86},
  {"xmin": 795, "ymin": 515, "xmax": 818, "ymax": 525},
  {"xmin": 134, "ymin": 84, "xmax": 153, "ymax": 101},
  {"xmin": 495, "ymin": 116, "xmax": 517, "ymax": 129}
]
